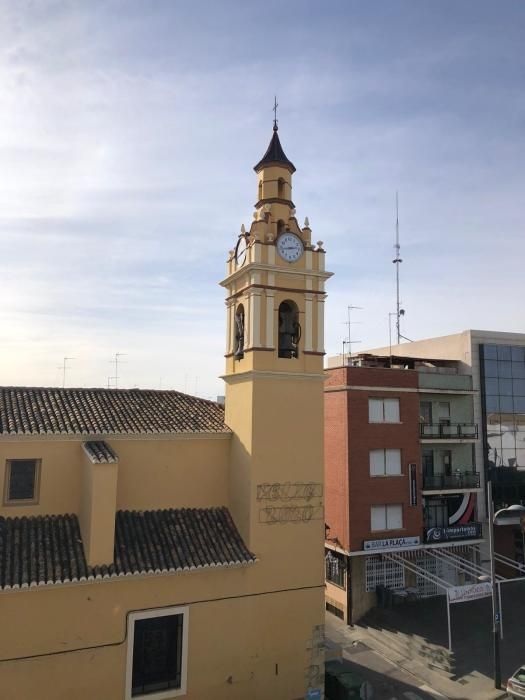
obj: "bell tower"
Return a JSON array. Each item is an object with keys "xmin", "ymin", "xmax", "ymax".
[{"xmin": 221, "ymin": 119, "xmax": 332, "ymax": 593}]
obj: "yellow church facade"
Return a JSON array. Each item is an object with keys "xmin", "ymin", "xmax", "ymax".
[{"xmin": 0, "ymin": 124, "xmax": 331, "ymax": 700}]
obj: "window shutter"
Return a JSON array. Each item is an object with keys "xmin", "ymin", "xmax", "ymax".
[
  {"xmin": 371, "ymin": 505, "xmax": 386, "ymax": 531},
  {"xmin": 385, "ymin": 449, "xmax": 401, "ymax": 475},
  {"xmin": 368, "ymin": 399, "xmax": 383, "ymax": 423},
  {"xmin": 384, "ymin": 399, "xmax": 400, "ymax": 422},
  {"xmin": 387, "ymin": 504, "xmax": 403, "ymax": 530},
  {"xmin": 369, "ymin": 450, "xmax": 385, "ymax": 476}
]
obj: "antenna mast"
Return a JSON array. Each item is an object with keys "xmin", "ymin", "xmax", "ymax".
[
  {"xmin": 109, "ymin": 352, "xmax": 127, "ymax": 389},
  {"xmin": 342, "ymin": 304, "xmax": 363, "ymax": 365},
  {"xmin": 392, "ymin": 192, "xmax": 403, "ymax": 344},
  {"xmin": 58, "ymin": 357, "xmax": 75, "ymax": 388}
]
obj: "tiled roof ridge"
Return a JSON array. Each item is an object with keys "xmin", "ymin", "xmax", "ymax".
[
  {"xmin": 0, "ymin": 385, "xmax": 221, "ymax": 404},
  {"xmin": 0, "ymin": 387, "xmax": 229, "ymax": 436}
]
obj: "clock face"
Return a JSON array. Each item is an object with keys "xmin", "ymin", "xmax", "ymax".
[
  {"xmin": 234, "ymin": 235, "xmax": 247, "ymax": 266},
  {"xmin": 277, "ymin": 232, "xmax": 303, "ymax": 263}
]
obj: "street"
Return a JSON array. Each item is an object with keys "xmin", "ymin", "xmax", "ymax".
[{"xmin": 329, "ymin": 636, "xmax": 447, "ymax": 700}]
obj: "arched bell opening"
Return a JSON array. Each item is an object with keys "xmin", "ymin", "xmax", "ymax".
[
  {"xmin": 258, "ymin": 180, "xmax": 263, "ymax": 201},
  {"xmin": 277, "ymin": 177, "xmax": 285, "ymax": 199},
  {"xmin": 278, "ymin": 300, "xmax": 301, "ymax": 359},
  {"xmin": 234, "ymin": 304, "xmax": 245, "ymax": 360}
]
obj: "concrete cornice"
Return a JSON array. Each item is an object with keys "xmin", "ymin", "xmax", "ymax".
[
  {"xmin": 325, "ymin": 384, "xmax": 476, "ymax": 396},
  {"xmin": 222, "ymin": 370, "xmax": 325, "ymax": 384},
  {"xmin": 220, "ymin": 262, "xmax": 333, "ymax": 287}
]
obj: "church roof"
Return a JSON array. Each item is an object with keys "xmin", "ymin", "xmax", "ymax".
[
  {"xmin": 0, "ymin": 387, "xmax": 229, "ymax": 437},
  {"xmin": 254, "ymin": 127, "xmax": 296, "ymax": 173},
  {"xmin": 0, "ymin": 507, "xmax": 256, "ymax": 589}
]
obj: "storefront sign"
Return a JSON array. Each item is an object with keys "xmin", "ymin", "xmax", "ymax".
[
  {"xmin": 425, "ymin": 523, "xmax": 482, "ymax": 543},
  {"xmin": 447, "ymin": 582, "xmax": 492, "ymax": 604},
  {"xmin": 363, "ymin": 536, "xmax": 420, "ymax": 551},
  {"xmin": 409, "ymin": 463, "xmax": 417, "ymax": 506}
]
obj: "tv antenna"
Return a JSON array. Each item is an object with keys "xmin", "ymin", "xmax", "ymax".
[
  {"xmin": 58, "ymin": 357, "xmax": 76, "ymax": 388},
  {"xmin": 342, "ymin": 304, "xmax": 363, "ymax": 364},
  {"xmin": 108, "ymin": 352, "xmax": 127, "ymax": 389}
]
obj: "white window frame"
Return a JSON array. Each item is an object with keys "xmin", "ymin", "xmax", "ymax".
[
  {"xmin": 371, "ymin": 504, "xmax": 403, "ymax": 531},
  {"xmin": 368, "ymin": 398, "xmax": 400, "ymax": 423},
  {"xmin": 125, "ymin": 605, "xmax": 189, "ymax": 700},
  {"xmin": 369, "ymin": 449, "xmax": 402, "ymax": 476}
]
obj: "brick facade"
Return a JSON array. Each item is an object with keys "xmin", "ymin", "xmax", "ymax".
[{"xmin": 325, "ymin": 365, "xmax": 423, "ymax": 553}]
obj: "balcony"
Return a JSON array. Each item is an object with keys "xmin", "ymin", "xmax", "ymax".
[
  {"xmin": 419, "ymin": 423, "xmax": 478, "ymax": 440},
  {"xmin": 422, "ymin": 471, "xmax": 481, "ymax": 491}
]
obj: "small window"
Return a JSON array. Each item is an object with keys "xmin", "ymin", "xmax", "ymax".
[
  {"xmin": 368, "ymin": 398, "xmax": 400, "ymax": 423},
  {"xmin": 258, "ymin": 180, "xmax": 263, "ymax": 201},
  {"xmin": 325, "ymin": 549, "xmax": 346, "ymax": 589},
  {"xmin": 126, "ymin": 606, "xmax": 188, "ymax": 699},
  {"xmin": 371, "ymin": 504, "xmax": 403, "ymax": 531},
  {"xmin": 4, "ymin": 459, "xmax": 40, "ymax": 504},
  {"xmin": 369, "ymin": 449, "xmax": 401, "ymax": 476},
  {"xmin": 277, "ymin": 177, "xmax": 285, "ymax": 198}
]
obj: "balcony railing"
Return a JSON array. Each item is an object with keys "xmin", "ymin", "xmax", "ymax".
[
  {"xmin": 422, "ymin": 471, "xmax": 481, "ymax": 490},
  {"xmin": 419, "ymin": 423, "xmax": 478, "ymax": 439}
]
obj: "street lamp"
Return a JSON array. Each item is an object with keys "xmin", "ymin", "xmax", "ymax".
[{"xmin": 487, "ymin": 479, "xmax": 525, "ymax": 689}]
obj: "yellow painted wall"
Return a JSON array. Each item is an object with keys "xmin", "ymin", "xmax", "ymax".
[
  {"xmin": 0, "ymin": 436, "xmax": 230, "ymax": 518},
  {"xmin": 0, "ymin": 572, "xmax": 324, "ymax": 700}
]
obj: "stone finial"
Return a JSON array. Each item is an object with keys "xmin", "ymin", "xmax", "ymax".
[
  {"xmin": 253, "ymin": 210, "xmax": 258, "ymax": 220},
  {"xmin": 241, "ymin": 224, "xmax": 246, "ymax": 235},
  {"xmin": 316, "ymin": 241, "xmax": 324, "ymax": 251},
  {"xmin": 290, "ymin": 208, "xmax": 296, "ymax": 216},
  {"xmin": 304, "ymin": 217, "xmax": 310, "ymax": 228},
  {"xmin": 266, "ymin": 233, "xmax": 274, "ymax": 243}
]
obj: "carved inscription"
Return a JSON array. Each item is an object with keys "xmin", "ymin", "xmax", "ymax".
[
  {"xmin": 259, "ymin": 505, "xmax": 324, "ymax": 524},
  {"xmin": 256, "ymin": 482, "xmax": 323, "ymax": 502}
]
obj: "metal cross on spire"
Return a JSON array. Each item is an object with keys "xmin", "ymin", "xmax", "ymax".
[{"xmin": 273, "ymin": 96, "xmax": 278, "ymax": 131}]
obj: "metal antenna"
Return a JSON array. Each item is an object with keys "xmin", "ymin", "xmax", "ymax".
[
  {"xmin": 346, "ymin": 305, "xmax": 363, "ymax": 359},
  {"xmin": 392, "ymin": 192, "xmax": 403, "ymax": 344},
  {"xmin": 109, "ymin": 352, "xmax": 127, "ymax": 389},
  {"xmin": 58, "ymin": 357, "xmax": 76, "ymax": 388},
  {"xmin": 273, "ymin": 96, "xmax": 278, "ymax": 131},
  {"xmin": 341, "ymin": 305, "xmax": 363, "ymax": 365}
]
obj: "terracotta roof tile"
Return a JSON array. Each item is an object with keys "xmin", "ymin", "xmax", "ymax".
[
  {"xmin": 83, "ymin": 441, "xmax": 118, "ymax": 463},
  {"xmin": 0, "ymin": 387, "xmax": 229, "ymax": 436},
  {"xmin": 0, "ymin": 508, "xmax": 256, "ymax": 589}
]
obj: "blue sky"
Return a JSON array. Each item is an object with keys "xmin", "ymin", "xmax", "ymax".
[{"xmin": 1, "ymin": 1, "xmax": 524, "ymax": 397}]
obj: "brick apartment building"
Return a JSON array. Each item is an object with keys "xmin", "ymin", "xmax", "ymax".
[{"xmin": 324, "ymin": 354, "xmax": 483, "ymax": 624}]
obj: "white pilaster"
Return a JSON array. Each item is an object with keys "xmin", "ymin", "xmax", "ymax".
[
  {"xmin": 252, "ymin": 291, "xmax": 262, "ymax": 347},
  {"xmin": 316, "ymin": 296, "xmax": 326, "ymax": 353},
  {"xmin": 304, "ymin": 293, "xmax": 314, "ymax": 352},
  {"xmin": 266, "ymin": 291, "xmax": 275, "ymax": 348}
]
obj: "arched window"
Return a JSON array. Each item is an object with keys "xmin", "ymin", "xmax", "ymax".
[
  {"xmin": 277, "ymin": 177, "xmax": 285, "ymax": 198},
  {"xmin": 258, "ymin": 180, "xmax": 263, "ymax": 201},
  {"xmin": 277, "ymin": 219, "xmax": 285, "ymax": 236},
  {"xmin": 278, "ymin": 300, "xmax": 301, "ymax": 359},
  {"xmin": 234, "ymin": 304, "xmax": 245, "ymax": 359}
]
